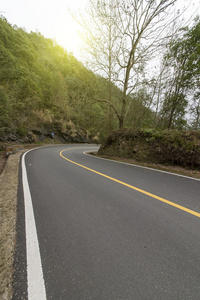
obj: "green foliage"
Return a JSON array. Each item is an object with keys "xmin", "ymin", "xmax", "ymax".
[
  {"xmin": 126, "ymin": 88, "xmax": 154, "ymax": 130},
  {"xmin": 99, "ymin": 129, "xmax": 200, "ymax": 168},
  {"xmin": 161, "ymin": 17, "xmax": 200, "ymax": 130},
  {"xmin": 0, "ymin": 16, "xmax": 120, "ymax": 139},
  {"xmin": 17, "ymin": 125, "xmax": 28, "ymax": 137}
]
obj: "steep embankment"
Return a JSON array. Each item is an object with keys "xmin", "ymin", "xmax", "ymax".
[{"xmin": 98, "ymin": 129, "xmax": 200, "ymax": 169}]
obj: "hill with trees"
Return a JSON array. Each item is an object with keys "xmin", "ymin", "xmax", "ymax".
[{"xmin": 0, "ymin": 16, "xmax": 123, "ymax": 143}]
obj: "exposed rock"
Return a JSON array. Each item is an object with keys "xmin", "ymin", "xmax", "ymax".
[
  {"xmin": 0, "ymin": 133, "xmax": 18, "ymax": 143},
  {"xmin": 0, "ymin": 128, "xmax": 92, "ymax": 145}
]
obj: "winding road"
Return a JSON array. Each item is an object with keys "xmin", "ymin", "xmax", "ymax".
[{"xmin": 13, "ymin": 145, "xmax": 200, "ymax": 299}]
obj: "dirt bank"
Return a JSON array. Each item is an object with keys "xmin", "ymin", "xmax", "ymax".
[
  {"xmin": 0, "ymin": 150, "xmax": 25, "ymax": 300},
  {"xmin": 99, "ymin": 129, "xmax": 200, "ymax": 170}
]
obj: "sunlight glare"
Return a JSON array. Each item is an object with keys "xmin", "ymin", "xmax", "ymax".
[{"xmin": 62, "ymin": 0, "xmax": 88, "ymax": 57}]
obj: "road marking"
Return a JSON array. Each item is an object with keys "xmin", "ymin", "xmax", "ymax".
[
  {"xmin": 22, "ymin": 150, "xmax": 47, "ymax": 300},
  {"xmin": 60, "ymin": 148, "xmax": 200, "ymax": 218},
  {"xmin": 84, "ymin": 151, "xmax": 200, "ymax": 182}
]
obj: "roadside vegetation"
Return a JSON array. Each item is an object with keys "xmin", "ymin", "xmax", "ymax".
[{"xmin": 98, "ymin": 129, "xmax": 200, "ymax": 177}]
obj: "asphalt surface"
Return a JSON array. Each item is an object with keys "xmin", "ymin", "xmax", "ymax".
[{"xmin": 14, "ymin": 145, "xmax": 200, "ymax": 299}]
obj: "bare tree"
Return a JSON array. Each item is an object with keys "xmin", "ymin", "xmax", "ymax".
[
  {"xmin": 77, "ymin": 0, "xmax": 178, "ymax": 129},
  {"xmin": 72, "ymin": 0, "xmax": 121, "ymax": 132}
]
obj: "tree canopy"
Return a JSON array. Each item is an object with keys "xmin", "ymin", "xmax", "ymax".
[{"xmin": 157, "ymin": 16, "xmax": 200, "ymax": 130}]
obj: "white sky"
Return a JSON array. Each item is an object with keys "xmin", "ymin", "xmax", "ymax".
[
  {"xmin": 0, "ymin": 0, "xmax": 88, "ymax": 58},
  {"xmin": 1, "ymin": 0, "xmax": 200, "ymax": 60}
]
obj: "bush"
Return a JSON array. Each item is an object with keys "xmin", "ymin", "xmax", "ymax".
[{"xmin": 98, "ymin": 129, "xmax": 200, "ymax": 169}]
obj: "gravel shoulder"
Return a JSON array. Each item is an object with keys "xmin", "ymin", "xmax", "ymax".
[{"xmin": 0, "ymin": 150, "xmax": 26, "ymax": 300}]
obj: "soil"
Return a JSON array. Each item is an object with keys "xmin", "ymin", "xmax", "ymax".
[
  {"xmin": 0, "ymin": 150, "xmax": 26, "ymax": 300},
  {"xmin": 0, "ymin": 144, "xmax": 42, "ymax": 299},
  {"xmin": 0, "ymin": 153, "xmax": 7, "ymax": 176}
]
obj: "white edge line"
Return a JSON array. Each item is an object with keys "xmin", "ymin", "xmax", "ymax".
[
  {"xmin": 84, "ymin": 151, "xmax": 200, "ymax": 182},
  {"xmin": 22, "ymin": 149, "xmax": 47, "ymax": 300}
]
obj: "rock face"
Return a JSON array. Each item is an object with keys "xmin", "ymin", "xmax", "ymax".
[
  {"xmin": 0, "ymin": 128, "xmax": 92, "ymax": 144},
  {"xmin": 98, "ymin": 129, "xmax": 200, "ymax": 169}
]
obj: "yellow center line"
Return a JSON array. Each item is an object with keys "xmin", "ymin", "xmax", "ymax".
[{"xmin": 60, "ymin": 148, "xmax": 200, "ymax": 218}]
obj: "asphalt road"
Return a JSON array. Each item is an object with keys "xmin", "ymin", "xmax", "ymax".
[{"xmin": 13, "ymin": 145, "xmax": 200, "ymax": 300}]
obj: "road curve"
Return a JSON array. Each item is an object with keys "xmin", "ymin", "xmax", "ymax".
[{"xmin": 13, "ymin": 145, "xmax": 200, "ymax": 300}]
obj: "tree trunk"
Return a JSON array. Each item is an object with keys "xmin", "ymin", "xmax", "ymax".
[{"xmin": 119, "ymin": 117, "xmax": 124, "ymax": 129}]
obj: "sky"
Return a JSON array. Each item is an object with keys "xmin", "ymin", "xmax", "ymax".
[
  {"xmin": 0, "ymin": 0, "xmax": 88, "ymax": 58},
  {"xmin": 1, "ymin": 0, "xmax": 200, "ymax": 60}
]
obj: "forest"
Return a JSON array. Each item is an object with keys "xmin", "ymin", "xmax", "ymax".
[
  {"xmin": 0, "ymin": 0, "xmax": 200, "ymax": 145},
  {"xmin": 0, "ymin": 16, "xmax": 114, "ymax": 143}
]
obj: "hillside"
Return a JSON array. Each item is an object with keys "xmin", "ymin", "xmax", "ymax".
[{"xmin": 0, "ymin": 16, "xmax": 123, "ymax": 144}]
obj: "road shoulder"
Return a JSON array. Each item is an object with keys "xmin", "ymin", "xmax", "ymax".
[{"xmin": 0, "ymin": 150, "xmax": 25, "ymax": 300}]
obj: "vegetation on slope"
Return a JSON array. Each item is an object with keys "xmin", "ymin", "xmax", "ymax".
[
  {"xmin": 0, "ymin": 16, "xmax": 121, "ymax": 143},
  {"xmin": 98, "ymin": 129, "xmax": 200, "ymax": 169}
]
